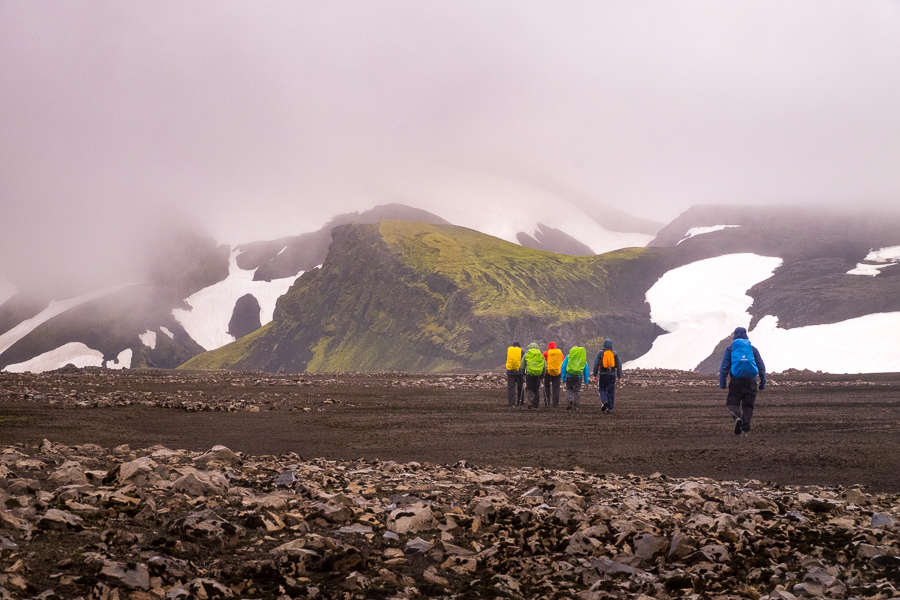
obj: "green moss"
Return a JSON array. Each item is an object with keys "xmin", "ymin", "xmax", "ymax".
[
  {"xmin": 178, "ymin": 324, "xmax": 272, "ymax": 370},
  {"xmin": 378, "ymin": 221, "xmax": 628, "ymax": 321}
]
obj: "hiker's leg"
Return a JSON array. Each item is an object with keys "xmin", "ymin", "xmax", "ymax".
[
  {"xmin": 740, "ymin": 380, "xmax": 757, "ymax": 431},
  {"xmin": 606, "ymin": 378, "xmax": 616, "ymax": 410},
  {"xmin": 551, "ymin": 376, "xmax": 561, "ymax": 407},
  {"xmin": 572, "ymin": 378, "xmax": 582, "ymax": 409},
  {"xmin": 726, "ymin": 379, "xmax": 743, "ymax": 421},
  {"xmin": 507, "ymin": 374, "xmax": 517, "ymax": 406}
]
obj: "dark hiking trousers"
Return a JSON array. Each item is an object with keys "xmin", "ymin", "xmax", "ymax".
[
  {"xmin": 596, "ymin": 373, "xmax": 617, "ymax": 409},
  {"xmin": 726, "ymin": 377, "xmax": 757, "ymax": 432},
  {"xmin": 543, "ymin": 374, "xmax": 561, "ymax": 407},
  {"xmin": 565, "ymin": 377, "xmax": 583, "ymax": 408},
  {"xmin": 507, "ymin": 373, "xmax": 524, "ymax": 406},
  {"xmin": 525, "ymin": 375, "xmax": 542, "ymax": 408}
]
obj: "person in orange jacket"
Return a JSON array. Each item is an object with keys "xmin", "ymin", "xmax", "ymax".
[{"xmin": 542, "ymin": 342, "xmax": 564, "ymax": 407}]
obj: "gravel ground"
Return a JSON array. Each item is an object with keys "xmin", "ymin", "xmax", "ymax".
[{"xmin": 2, "ymin": 367, "xmax": 899, "ymax": 492}]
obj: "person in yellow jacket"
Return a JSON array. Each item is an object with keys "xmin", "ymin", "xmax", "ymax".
[
  {"xmin": 542, "ymin": 342, "xmax": 564, "ymax": 407},
  {"xmin": 505, "ymin": 342, "xmax": 525, "ymax": 407}
]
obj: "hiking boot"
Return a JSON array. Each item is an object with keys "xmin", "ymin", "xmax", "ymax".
[
  {"xmin": 566, "ymin": 403, "xmax": 572, "ymax": 410},
  {"xmin": 601, "ymin": 403, "xmax": 609, "ymax": 413},
  {"xmin": 734, "ymin": 418, "xmax": 743, "ymax": 435}
]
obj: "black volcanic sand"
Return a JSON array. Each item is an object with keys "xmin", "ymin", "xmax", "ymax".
[{"xmin": 1, "ymin": 369, "xmax": 899, "ymax": 492}]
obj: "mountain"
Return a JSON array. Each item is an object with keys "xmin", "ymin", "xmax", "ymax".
[
  {"xmin": 6, "ymin": 199, "xmax": 900, "ymax": 375},
  {"xmin": 184, "ymin": 206, "xmax": 900, "ymax": 375},
  {"xmin": 181, "ymin": 221, "xmax": 665, "ymax": 373},
  {"xmin": 640, "ymin": 205, "xmax": 900, "ymax": 373},
  {"xmin": 3, "ymin": 200, "xmax": 651, "ymax": 373}
]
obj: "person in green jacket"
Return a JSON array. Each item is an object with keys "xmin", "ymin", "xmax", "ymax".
[
  {"xmin": 522, "ymin": 342, "xmax": 548, "ymax": 409},
  {"xmin": 561, "ymin": 346, "xmax": 590, "ymax": 412}
]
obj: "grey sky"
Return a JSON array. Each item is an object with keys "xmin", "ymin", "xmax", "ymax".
[{"xmin": 2, "ymin": 1, "xmax": 900, "ymax": 291}]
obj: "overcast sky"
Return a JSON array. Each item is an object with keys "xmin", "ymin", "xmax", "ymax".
[{"xmin": 2, "ymin": 1, "xmax": 900, "ymax": 291}]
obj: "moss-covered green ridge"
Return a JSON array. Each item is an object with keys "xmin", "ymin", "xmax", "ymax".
[
  {"xmin": 182, "ymin": 221, "xmax": 664, "ymax": 373},
  {"xmin": 379, "ymin": 221, "xmax": 643, "ymax": 320}
]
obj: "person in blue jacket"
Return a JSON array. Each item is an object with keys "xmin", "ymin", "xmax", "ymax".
[
  {"xmin": 719, "ymin": 326, "xmax": 766, "ymax": 435},
  {"xmin": 592, "ymin": 338, "xmax": 623, "ymax": 413}
]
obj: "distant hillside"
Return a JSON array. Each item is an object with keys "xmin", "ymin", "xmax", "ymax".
[{"xmin": 181, "ymin": 222, "xmax": 665, "ymax": 373}]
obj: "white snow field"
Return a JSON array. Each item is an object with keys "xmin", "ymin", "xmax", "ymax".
[
  {"xmin": 750, "ymin": 313, "xmax": 900, "ymax": 374},
  {"xmin": 847, "ymin": 245, "xmax": 900, "ymax": 276},
  {"xmin": 172, "ymin": 249, "xmax": 302, "ymax": 351},
  {"xmin": 625, "ymin": 254, "xmax": 784, "ymax": 371},
  {"xmin": 676, "ymin": 225, "xmax": 740, "ymax": 245},
  {"xmin": 139, "ymin": 330, "xmax": 157, "ymax": 349},
  {"xmin": 0, "ymin": 283, "xmax": 133, "ymax": 358},
  {"xmin": 4, "ymin": 343, "xmax": 132, "ymax": 373},
  {"xmin": 159, "ymin": 326, "xmax": 175, "ymax": 339},
  {"xmin": 628, "ymin": 252, "xmax": 900, "ymax": 374},
  {"xmin": 4, "ymin": 342, "xmax": 104, "ymax": 372}
]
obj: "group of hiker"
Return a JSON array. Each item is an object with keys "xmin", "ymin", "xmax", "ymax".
[
  {"xmin": 503, "ymin": 326, "xmax": 766, "ymax": 436},
  {"xmin": 505, "ymin": 339, "xmax": 623, "ymax": 412}
]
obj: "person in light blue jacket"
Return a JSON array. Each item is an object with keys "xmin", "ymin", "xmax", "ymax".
[{"xmin": 719, "ymin": 327, "xmax": 766, "ymax": 436}]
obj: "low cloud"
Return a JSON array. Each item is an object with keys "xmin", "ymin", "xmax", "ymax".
[{"xmin": 2, "ymin": 1, "xmax": 900, "ymax": 293}]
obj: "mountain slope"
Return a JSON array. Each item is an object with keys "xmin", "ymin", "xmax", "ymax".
[{"xmin": 182, "ymin": 222, "xmax": 664, "ymax": 373}]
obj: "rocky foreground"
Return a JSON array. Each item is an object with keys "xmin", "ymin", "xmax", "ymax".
[{"xmin": 1, "ymin": 442, "xmax": 899, "ymax": 599}]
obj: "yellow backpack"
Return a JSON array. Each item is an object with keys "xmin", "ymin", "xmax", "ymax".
[
  {"xmin": 506, "ymin": 346, "xmax": 522, "ymax": 371},
  {"xmin": 546, "ymin": 349, "xmax": 564, "ymax": 376}
]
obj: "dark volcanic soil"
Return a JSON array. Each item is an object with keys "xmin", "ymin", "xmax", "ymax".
[{"xmin": 2, "ymin": 367, "xmax": 900, "ymax": 492}]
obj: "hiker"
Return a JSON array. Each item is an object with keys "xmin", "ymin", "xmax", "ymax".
[
  {"xmin": 561, "ymin": 346, "xmax": 590, "ymax": 411},
  {"xmin": 719, "ymin": 326, "xmax": 766, "ymax": 435},
  {"xmin": 523, "ymin": 342, "xmax": 548, "ymax": 409},
  {"xmin": 505, "ymin": 342, "xmax": 525, "ymax": 407},
  {"xmin": 543, "ymin": 342, "xmax": 564, "ymax": 407},
  {"xmin": 592, "ymin": 338, "xmax": 623, "ymax": 413}
]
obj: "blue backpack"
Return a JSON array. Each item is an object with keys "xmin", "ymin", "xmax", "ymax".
[{"xmin": 730, "ymin": 338, "xmax": 759, "ymax": 378}]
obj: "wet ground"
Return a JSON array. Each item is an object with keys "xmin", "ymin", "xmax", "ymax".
[{"xmin": 2, "ymin": 368, "xmax": 899, "ymax": 491}]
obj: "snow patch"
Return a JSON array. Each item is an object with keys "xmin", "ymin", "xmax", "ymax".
[
  {"xmin": 676, "ymin": 225, "xmax": 740, "ymax": 245},
  {"xmin": 0, "ymin": 283, "xmax": 134, "ymax": 357},
  {"xmin": 106, "ymin": 348, "xmax": 132, "ymax": 370},
  {"xmin": 847, "ymin": 244, "xmax": 900, "ymax": 276},
  {"xmin": 172, "ymin": 249, "xmax": 302, "ymax": 351},
  {"xmin": 0, "ymin": 279, "xmax": 17, "ymax": 308},
  {"xmin": 276, "ymin": 246, "xmax": 288, "ymax": 256},
  {"xmin": 139, "ymin": 330, "xmax": 157, "ymax": 349},
  {"xmin": 847, "ymin": 263, "xmax": 892, "ymax": 276},
  {"xmin": 750, "ymin": 313, "xmax": 900, "ymax": 374},
  {"xmin": 4, "ymin": 342, "xmax": 105, "ymax": 373},
  {"xmin": 159, "ymin": 326, "xmax": 175, "ymax": 339},
  {"xmin": 625, "ymin": 253, "xmax": 783, "ymax": 371}
]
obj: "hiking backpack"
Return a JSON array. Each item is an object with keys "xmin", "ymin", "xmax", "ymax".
[
  {"xmin": 601, "ymin": 349, "xmax": 616, "ymax": 372},
  {"xmin": 546, "ymin": 348, "xmax": 564, "ymax": 376},
  {"xmin": 730, "ymin": 339, "xmax": 759, "ymax": 378},
  {"xmin": 506, "ymin": 346, "xmax": 522, "ymax": 371},
  {"xmin": 566, "ymin": 346, "xmax": 587, "ymax": 376},
  {"xmin": 524, "ymin": 348, "xmax": 545, "ymax": 376}
]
